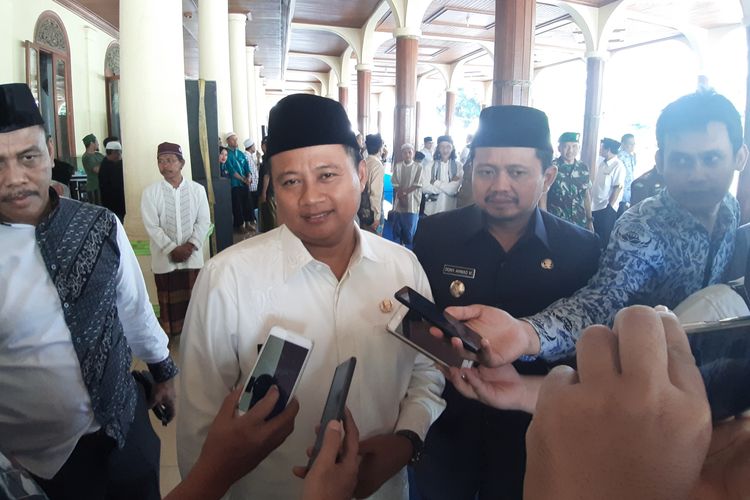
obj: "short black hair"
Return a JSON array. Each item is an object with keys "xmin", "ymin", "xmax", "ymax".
[
  {"xmin": 219, "ymin": 146, "xmax": 228, "ymax": 154},
  {"xmin": 365, "ymin": 133, "xmax": 383, "ymax": 155},
  {"xmin": 601, "ymin": 138, "xmax": 621, "ymax": 155},
  {"xmin": 621, "ymin": 133, "xmax": 634, "ymax": 143},
  {"xmin": 536, "ymin": 148, "xmax": 553, "ymax": 170},
  {"xmin": 656, "ymin": 91, "xmax": 743, "ymax": 153}
]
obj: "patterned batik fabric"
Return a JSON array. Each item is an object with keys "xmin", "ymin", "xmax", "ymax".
[
  {"xmin": 526, "ymin": 190, "xmax": 739, "ymax": 361},
  {"xmin": 154, "ymin": 269, "xmax": 200, "ymax": 336},
  {"xmin": 0, "ymin": 452, "xmax": 48, "ymax": 499},
  {"xmin": 35, "ymin": 196, "xmax": 137, "ymax": 448},
  {"xmin": 546, "ymin": 158, "xmax": 591, "ymax": 229}
]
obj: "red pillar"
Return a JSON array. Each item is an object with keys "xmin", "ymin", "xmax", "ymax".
[
  {"xmin": 338, "ymin": 85, "xmax": 349, "ymax": 112},
  {"xmin": 394, "ymin": 36, "xmax": 418, "ymax": 151},
  {"xmin": 492, "ymin": 0, "xmax": 535, "ymax": 105}
]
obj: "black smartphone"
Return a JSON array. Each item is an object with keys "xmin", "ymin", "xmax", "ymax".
[
  {"xmin": 307, "ymin": 357, "xmax": 357, "ymax": 469},
  {"xmin": 386, "ymin": 306, "xmax": 471, "ymax": 368},
  {"xmin": 394, "ymin": 286, "xmax": 483, "ymax": 353},
  {"xmin": 685, "ymin": 316, "xmax": 750, "ymax": 421}
]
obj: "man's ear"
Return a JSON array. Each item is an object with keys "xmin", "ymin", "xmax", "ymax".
[
  {"xmin": 543, "ymin": 165, "xmax": 558, "ymax": 192},
  {"xmin": 655, "ymin": 150, "xmax": 664, "ymax": 174},
  {"xmin": 734, "ymin": 144, "xmax": 748, "ymax": 173}
]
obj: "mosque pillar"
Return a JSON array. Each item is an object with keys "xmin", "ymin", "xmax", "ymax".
[
  {"xmin": 338, "ymin": 84, "xmax": 349, "ymax": 112},
  {"xmin": 198, "ymin": 0, "xmax": 233, "ymax": 137},
  {"xmin": 581, "ymin": 54, "xmax": 605, "ymax": 178},
  {"xmin": 394, "ymin": 34, "xmax": 418, "ymax": 150},
  {"xmin": 228, "ymin": 13, "xmax": 250, "ymax": 141},
  {"xmin": 492, "ymin": 0, "xmax": 535, "ymax": 105},
  {"xmin": 445, "ymin": 90, "xmax": 457, "ymax": 135},
  {"xmin": 246, "ymin": 46, "xmax": 260, "ymax": 142},
  {"xmin": 738, "ymin": 25, "xmax": 750, "ymax": 223},
  {"xmin": 357, "ymin": 65, "xmax": 372, "ymax": 135},
  {"xmin": 120, "ymin": 0, "xmax": 191, "ymax": 240}
]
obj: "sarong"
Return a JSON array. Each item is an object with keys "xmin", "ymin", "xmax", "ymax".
[{"xmin": 154, "ymin": 269, "xmax": 200, "ymax": 336}]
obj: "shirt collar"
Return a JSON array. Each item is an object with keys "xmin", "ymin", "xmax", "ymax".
[
  {"xmin": 280, "ymin": 222, "xmax": 380, "ymax": 282},
  {"xmin": 660, "ymin": 189, "xmax": 739, "ymax": 236},
  {"xmin": 456, "ymin": 205, "xmax": 550, "ymax": 250},
  {"xmin": 161, "ymin": 177, "xmax": 185, "ymax": 190}
]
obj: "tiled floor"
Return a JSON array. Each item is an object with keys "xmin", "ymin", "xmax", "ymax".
[{"xmin": 134, "ymin": 337, "xmax": 182, "ymax": 497}]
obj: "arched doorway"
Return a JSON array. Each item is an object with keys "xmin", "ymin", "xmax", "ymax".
[{"xmin": 25, "ymin": 10, "xmax": 75, "ymax": 163}]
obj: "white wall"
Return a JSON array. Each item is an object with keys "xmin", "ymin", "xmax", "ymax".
[{"xmin": 1, "ymin": 0, "xmax": 116, "ymax": 161}]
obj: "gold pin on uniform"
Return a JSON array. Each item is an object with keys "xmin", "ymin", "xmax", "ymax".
[
  {"xmin": 449, "ymin": 280, "xmax": 466, "ymax": 298},
  {"xmin": 379, "ymin": 299, "xmax": 393, "ymax": 313},
  {"xmin": 541, "ymin": 258, "xmax": 554, "ymax": 270}
]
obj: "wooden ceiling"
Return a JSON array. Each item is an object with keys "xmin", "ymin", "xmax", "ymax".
[{"xmin": 63, "ymin": 0, "xmax": 743, "ymax": 92}]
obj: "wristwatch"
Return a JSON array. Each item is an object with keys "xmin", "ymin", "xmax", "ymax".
[{"xmin": 395, "ymin": 429, "xmax": 424, "ymax": 465}]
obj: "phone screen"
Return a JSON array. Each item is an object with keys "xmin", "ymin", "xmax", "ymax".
[
  {"xmin": 238, "ymin": 334, "xmax": 311, "ymax": 417},
  {"xmin": 394, "ymin": 286, "xmax": 482, "ymax": 353},
  {"xmin": 308, "ymin": 357, "xmax": 357, "ymax": 469},
  {"xmin": 685, "ymin": 317, "xmax": 750, "ymax": 420}
]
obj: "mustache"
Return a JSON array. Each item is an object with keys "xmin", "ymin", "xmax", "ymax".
[
  {"xmin": 485, "ymin": 194, "xmax": 517, "ymax": 203},
  {"xmin": 1, "ymin": 190, "xmax": 40, "ymax": 202}
]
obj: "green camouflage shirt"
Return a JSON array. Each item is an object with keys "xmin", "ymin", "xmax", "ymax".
[{"xmin": 546, "ymin": 158, "xmax": 591, "ymax": 228}]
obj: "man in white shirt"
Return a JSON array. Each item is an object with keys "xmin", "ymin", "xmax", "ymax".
[
  {"xmin": 420, "ymin": 136, "xmax": 434, "ymax": 166},
  {"xmin": 244, "ymin": 138, "xmax": 260, "ymax": 230},
  {"xmin": 422, "ymin": 135, "xmax": 463, "ymax": 216},
  {"xmin": 391, "ymin": 143, "xmax": 423, "ymax": 247},
  {"xmin": 363, "ymin": 133, "xmax": 385, "ymax": 233},
  {"xmin": 141, "ymin": 142, "xmax": 210, "ymax": 337},
  {"xmin": 591, "ymin": 137, "xmax": 625, "ymax": 247},
  {"xmin": 177, "ymin": 94, "xmax": 445, "ymax": 500},
  {"xmin": 0, "ymin": 83, "xmax": 177, "ymax": 499}
]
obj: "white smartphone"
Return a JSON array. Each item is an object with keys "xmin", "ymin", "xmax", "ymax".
[
  {"xmin": 238, "ymin": 327, "xmax": 313, "ymax": 418},
  {"xmin": 387, "ymin": 305, "xmax": 472, "ymax": 369}
]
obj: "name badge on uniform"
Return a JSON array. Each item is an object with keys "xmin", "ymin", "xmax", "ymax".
[{"xmin": 443, "ymin": 265, "xmax": 476, "ymax": 279}]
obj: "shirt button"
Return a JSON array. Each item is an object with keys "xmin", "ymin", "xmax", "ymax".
[
  {"xmin": 63, "ymin": 302, "xmax": 69, "ymax": 309},
  {"xmin": 51, "ymin": 264, "xmax": 57, "ymax": 270}
]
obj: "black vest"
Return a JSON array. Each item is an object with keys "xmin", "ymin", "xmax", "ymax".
[{"xmin": 35, "ymin": 196, "xmax": 137, "ymax": 448}]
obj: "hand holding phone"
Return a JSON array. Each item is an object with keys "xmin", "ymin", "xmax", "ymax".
[
  {"xmin": 394, "ymin": 286, "xmax": 483, "ymax": 353},
  {"xmin": 238, "ymin": 328, "xmax": 313, "ymax": 419},
  {"xmin": 307, "ymin": 357, "xmax": 357, "ymax": 469}
]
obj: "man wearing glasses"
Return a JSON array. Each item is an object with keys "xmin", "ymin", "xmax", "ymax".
[{"xmin": 141, "ymin": 142, "xmax": 211, "ymax": 338}]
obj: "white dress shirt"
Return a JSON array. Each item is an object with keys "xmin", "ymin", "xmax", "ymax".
[
  {"xmin": 177, "ymin": 225, "xmax": 446, "ymax": 500},
  {"xmin": 141, "ymin": 178, "xmax": 211, "ymax": 274},
  {"xmin": 422, "ymin": 159, "xmax": 463, "ymax": 216},
  {"xmin": 0, "ymin": 218, "xmax": 169, "ymax": 479},
  {"xmin": 591, "ymin": 156, "xmax": 626, "ymax": 211}
]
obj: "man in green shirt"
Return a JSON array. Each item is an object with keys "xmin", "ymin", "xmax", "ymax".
[
  {"xmin": 81, "ymin": 133, "xmax": 104, "ymax": 205},
  {"xmin": 540, "ymin": 132, "xmax": 593, "ymax": 230}
]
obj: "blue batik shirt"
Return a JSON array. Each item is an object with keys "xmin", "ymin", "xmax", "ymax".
[
  {"xmin": 525, "ymin": 189, "xmax": 739, "ymax": 361},
  {"xmin": 226, "ymin": 148, "xmax": 250, "ymax": 188},
  {"xmin": 618, "ymin": 151, "xmax": 636, "ymax": 204}
]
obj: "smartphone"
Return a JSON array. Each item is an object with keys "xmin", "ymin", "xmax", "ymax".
[
  {"xmin": 394, "ymin": 286, "xmax": 483, "ymax": 353},
  {"xmin": 387, "ymin": 305, "xmax": 472, "ymax": 368},
  {"xmin": 238, "ymin": 327, "xmax": 313, "ymax": 419},
  {"xmin": 684, "ymin": 316, "xmax": 750, "ymax": 421},
  {"xmin": 307, "ymin": 357, "xmax": 357, "ymax": 469}
]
